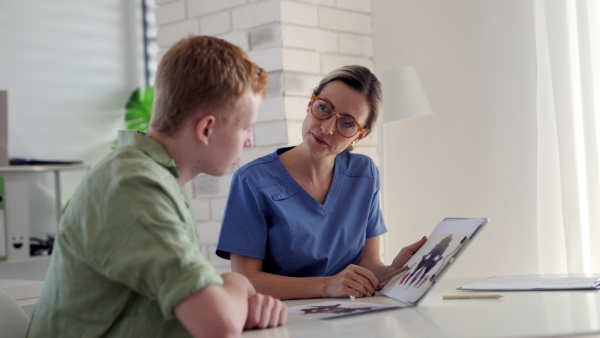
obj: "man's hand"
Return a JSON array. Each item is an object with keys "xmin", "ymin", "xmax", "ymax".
[{"xmin": 245, "ymin": 293, "xmax": 287, "ymax": 330}]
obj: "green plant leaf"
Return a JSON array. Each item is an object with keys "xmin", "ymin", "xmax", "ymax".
[
  {"xmin": 128, "ymin": 121, "xmax": 150, "ymax": 131},
  {"xmin": 142, "ymin": 87, "xmax": 155, "ymax": 107},
  {"xmin": 125, "ymin": 112, "xmax": 149, "ymax": 120},
  {"xmin": 62, "ymin": 199, "xmax": 70, "ymax": 214},
  {"xmin": 124, "ymin": 87, "xmax": 154, "ymax": 132}
]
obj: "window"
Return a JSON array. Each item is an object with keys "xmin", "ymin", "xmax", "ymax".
[{"xmin": 142, "ymin": 0, "xmax": 158, "ymax": 87}]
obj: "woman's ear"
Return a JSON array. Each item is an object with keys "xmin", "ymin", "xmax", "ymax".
[
  {"xmin": 195, "ymin": 114, "xmax": 216, "ymax": 145},
  {"xmin": 355, "ymin": 129, "xmax": 371, "ymax": 143}
]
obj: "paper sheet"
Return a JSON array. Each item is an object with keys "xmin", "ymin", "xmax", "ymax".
[
  {"xmin": 457, "ymin": 276, "xmax": 600, "ymax": 291},
  {"xmin": 287, "ymin": 301, "xmax": 399, "ymax": 320}
]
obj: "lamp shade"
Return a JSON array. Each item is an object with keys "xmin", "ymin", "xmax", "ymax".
[
  {"xmin": 382, "ymin": 66, "xmax": 433, "ymax": 123},
  {"xmin": 0, "ymin": 91, "xmax": 7, "ymax": 166}
]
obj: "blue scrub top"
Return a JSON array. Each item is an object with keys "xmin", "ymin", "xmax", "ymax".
[{"xmin": 216, "ymin": 147, "xmax": 387, "ymax": 277}]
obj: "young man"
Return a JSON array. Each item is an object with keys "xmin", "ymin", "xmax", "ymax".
[{"xmin": 27, "ymin": 36, "xmax": 287, "ymax": 337}]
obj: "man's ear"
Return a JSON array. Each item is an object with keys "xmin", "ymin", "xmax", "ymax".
[{"xmin": 195, "ymin": 114, "xmax": 216, "ymax": 145}]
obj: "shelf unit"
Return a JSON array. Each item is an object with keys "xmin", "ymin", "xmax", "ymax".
[{"xmin": 0, "ymin": 164, "xmax": 90, "ymax": 224}]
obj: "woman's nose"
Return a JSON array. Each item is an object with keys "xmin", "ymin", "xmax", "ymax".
[{"xmin": 321, "ymin": 117, "xmax": 336, "ymax": 135}]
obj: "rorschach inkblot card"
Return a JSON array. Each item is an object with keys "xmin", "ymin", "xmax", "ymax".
[{"xmin": 286, "ymin": 301, "xmax": 399, "ymax": 320}]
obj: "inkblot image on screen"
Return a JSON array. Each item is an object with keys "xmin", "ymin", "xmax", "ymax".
[{"xmin": 399, "ymin": 235, "xmax": 453, "ymax": 289}]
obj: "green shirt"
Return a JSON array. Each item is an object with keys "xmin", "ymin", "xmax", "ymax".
[{"xmin": 27, "ymin": 131, "xmax": 223, "ymax": 337}]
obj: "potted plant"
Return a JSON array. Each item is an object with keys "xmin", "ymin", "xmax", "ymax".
[
  {"xmin": 124, "ymin": 86, "xmax": 154, "ymax": 132},
  {"xmin": 111, "ymin": 87, "xmax": 154, "ymax": 149}
]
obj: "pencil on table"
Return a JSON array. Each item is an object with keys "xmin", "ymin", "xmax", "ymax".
[{"xmin": 442, "ymin": 294, "xmax": 503, "ymax": 300}]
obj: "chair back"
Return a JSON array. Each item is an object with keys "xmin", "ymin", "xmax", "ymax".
[{"xmin": 0, "ymin": 288, "xmax": 30, "ymax": 338}]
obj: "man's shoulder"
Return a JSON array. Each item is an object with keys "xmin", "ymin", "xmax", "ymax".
[
  {"xmin": 77, "ymin": 147, "xmax": 178, "ymax": 209},
  {"xmin": 94, "ymin": 146, "xmax": 170, "ymax": 180}
]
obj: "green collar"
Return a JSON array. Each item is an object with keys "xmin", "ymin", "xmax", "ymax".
[{"xmin": 117, "ymin": 130, "xmax": 179, "ymax": 178}]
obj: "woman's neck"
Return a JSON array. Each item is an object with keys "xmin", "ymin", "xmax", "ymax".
[{"xmin": 279, "ymin": 144, "xmax": 336, "ymax": 204}]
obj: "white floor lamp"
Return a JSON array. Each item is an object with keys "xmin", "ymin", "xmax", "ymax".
[
  {"xmin": 0, "ymin": 90, "xmax": 7, "ymax": 166},
  {"xmin": 380, "ymin": 66, "xmax": 433, "ymax": 263}
]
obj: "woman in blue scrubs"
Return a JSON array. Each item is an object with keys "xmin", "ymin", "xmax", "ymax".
[{"xmin": 217, "ymin": 65, "xmax": 426, "ymax": 300}]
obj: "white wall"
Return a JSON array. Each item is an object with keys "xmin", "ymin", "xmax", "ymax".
[
  {"xmin": 372, "ymin": 0, "xmax": 539, "ymax": 278},
  {"xmin": 0, "ymin": 0, "xmax": 141, "ymax": 238},
  {"xmin": 1, "ymin": 0, "xmax": 540, "ymax": 277}
]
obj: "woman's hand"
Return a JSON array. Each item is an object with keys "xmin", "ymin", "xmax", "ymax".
[
  {"xmin": 324, "ymin": 264, "xmax": 380, "ymax": 298},
  {"xmin": 390, "ymin": 236, "xmax": 427, "ymax": 271}
]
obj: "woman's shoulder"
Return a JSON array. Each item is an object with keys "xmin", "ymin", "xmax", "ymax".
[
  {"xmin": 234, "ymin": 148, "xmax": 288, "ymax": 187},
  {"xmin": 237, "ymin": 150, "xmax": 279, "ymax": 173},
  {"xmin": 337, "ymin": 151, "xmax": 378, "ymax": 179}
]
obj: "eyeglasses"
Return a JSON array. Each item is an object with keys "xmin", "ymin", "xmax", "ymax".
[{"xmin": 309, "ymin": 95, "xmax": 366, "ymax": 138}]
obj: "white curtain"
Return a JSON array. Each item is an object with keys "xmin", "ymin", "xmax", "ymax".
[{"xmin": 534, "ymin": 0, "xmax": 600, "ymax": 274}]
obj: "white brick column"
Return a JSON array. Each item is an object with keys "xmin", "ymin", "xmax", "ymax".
[{"xmin": 155, "ymin": 0, "xmax": 378, "ymax": 272}]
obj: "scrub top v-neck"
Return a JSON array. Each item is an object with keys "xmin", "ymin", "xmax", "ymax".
[{"xmin": 216, "ymin": 147, "xmax": 387, "ymax": 277}]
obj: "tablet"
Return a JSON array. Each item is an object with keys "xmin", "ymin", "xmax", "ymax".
[{"xmin": 380, "ymin": 217, "xmax": 489, "ymax": 305}]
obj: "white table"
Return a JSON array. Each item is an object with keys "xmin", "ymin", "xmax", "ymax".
[
  {"xmin": 243, "ymin": 276, "xmax": 600, "ymax": 338},
  {"xmin": 0, "ymin": 256, "xmax": 49, "ymax": 317},
  {"xmin": 4, "ymin": 269, "xmax": 599, "ymax": 337}
]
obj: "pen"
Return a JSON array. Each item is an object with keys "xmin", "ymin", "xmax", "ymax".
[
  {"xmin": 442, "ymin": 294, "xmax": 503, "ymax": 300},
  {"xmin": 378, "ymin": 263, "xmax": 415, "ymax": 285}
]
